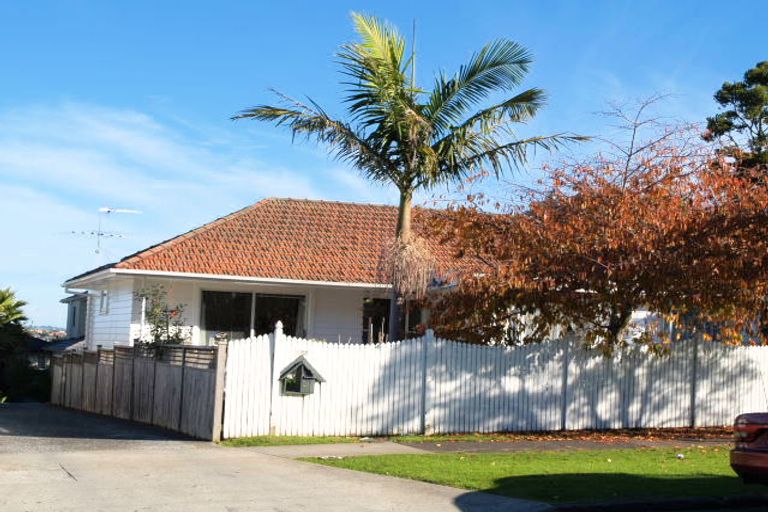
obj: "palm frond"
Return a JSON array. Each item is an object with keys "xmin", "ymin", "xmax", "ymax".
[
  {"xmin": 338, "ymin": 13, "xmax": 412, "ymax": 128},
  {"xmin": 0, "ymin": 288, "xmax": 27, "ymax": 326},
  {"xmin": 427, "ymin": 39, "xmax": 533, "ymax": 131},
  {"xmin": 233, "ymin": 92, "xmax": 397, "ymax": 184},
  {"xmin": 437, "ymin": 133, "xmax": 587, "ymax": 182},
  {"xmin": 432, "ymin": 88, "xmax": 547, "ymax": 144}
]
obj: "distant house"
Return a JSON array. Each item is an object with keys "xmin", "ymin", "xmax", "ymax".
[
  {"xmin": 63, "ymin": 198, "xmax": 466, "ymax": 349},
  {"xmin": 60, "ymin": 293, "xmax": 88, "ymax": 340},
  {"xmin": 21, "ymin": 294, "xmax": 89, "ymax": 368}
]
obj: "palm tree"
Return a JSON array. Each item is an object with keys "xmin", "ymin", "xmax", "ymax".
[
  {"xmin": 0, "ymin": 288, "xmax": 26, "ymax": 327},
  {"xmin": 235, "ymin": 13, "xmax": 583, "ymax": 340}
]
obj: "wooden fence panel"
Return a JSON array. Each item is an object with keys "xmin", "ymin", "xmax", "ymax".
[
  {"xmin": 81, "ymin": 360, "xmax": 98, "ymax": 413},
  {"xmin": 50, "ymin": 358, "xmax": 63, "ymax": 405},
  {"xmin": 112, "ymin": 352, "xmax": 133, "ymax": 420},
  {"xmin": 48, "ymin": 345, "xmax": 221, "ymax": 440},
  {"xmin": 96, "ymin": 362, "xmax": 113, "ymax": 415},
  {"xmin": 151, "ymin": 362, "xmax": 182, "ymax": 430},
  {"xmin": 180, "ymin": 367, "xmax": 216, "ymax": 438},
  {"xmin": 132, "ymin": 356, "xmax": 156, "ymax": 424},
  {"xmin": 66, "ymin": 356, "xmax": 83, "ymax": 410}
]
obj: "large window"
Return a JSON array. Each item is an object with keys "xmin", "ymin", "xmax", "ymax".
[
  {"xmin": 201, "ymin": 291, "xmax": 251, "ymax": 344},
  {"xmin": 362, "ymin": 298, "xmax": 422, "ymax": 343},
  {"xmin": 201, "ymin": 291, "xmax": 306, "ymax": 344},
  {"xmin": 253, "ymin": 294, "xmax": 305, "ymax": 337}
]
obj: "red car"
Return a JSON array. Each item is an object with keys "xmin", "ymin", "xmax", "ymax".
[{"xmin": 731, "ymin": 412, "xmax": 768, "ymax": 484}]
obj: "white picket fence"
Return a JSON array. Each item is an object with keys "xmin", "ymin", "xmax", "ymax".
[{"xmin": 221, "ymin": 324, "xmax": 768, "ymax": 438}]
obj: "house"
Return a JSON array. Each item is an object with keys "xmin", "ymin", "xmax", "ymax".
[
  {"xmin": 63, "ymin": 198, "xmax": 464, "ymax": 349},
  {"xmin": 60, "ymin": 293, "xmax": 88, "ymax": 340}
]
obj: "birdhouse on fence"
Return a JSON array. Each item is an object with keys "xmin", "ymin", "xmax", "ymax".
[{"xmin": 278, "ymin": 356, "xmax": 325, "ymax": 396}]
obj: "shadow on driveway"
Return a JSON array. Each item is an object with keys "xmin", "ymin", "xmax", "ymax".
[{"xmin": 0, "ymin": 402, "xmax": 199, "ymax": 453}]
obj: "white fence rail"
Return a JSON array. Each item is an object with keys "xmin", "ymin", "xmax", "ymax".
[{"xmin": 221, "ymin": 324, "xmax": 768, "ymax": 438}]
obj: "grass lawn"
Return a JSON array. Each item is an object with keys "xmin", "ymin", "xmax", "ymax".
[
  {"xmin": 220, "ymin": 435, "xmax": 360, "ymax": 447},
  {"xmin": 306, "ymin": 447, "xmax": 768, "ymax": 504}
]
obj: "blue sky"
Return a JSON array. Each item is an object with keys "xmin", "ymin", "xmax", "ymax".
[{"xmin": 1, "ymin": 1, "xmax": 765, "ymax": 326}]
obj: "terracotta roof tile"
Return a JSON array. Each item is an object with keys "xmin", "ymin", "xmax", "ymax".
[{"xmin": 73, "ymin": 198, "xmax": 469, "ymax": 285}]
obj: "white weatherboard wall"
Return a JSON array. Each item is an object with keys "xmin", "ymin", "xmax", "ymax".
[
  {"xmin": 85, "ymin": 278, "xmax": 134, "ymax": 349},
  {"xmin": 222, "ymin": 331, "xmax": 768, "ymax": 438}
]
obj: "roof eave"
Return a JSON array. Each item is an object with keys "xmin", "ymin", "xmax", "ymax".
[
  {"xmin": 71, "ymin": 268, "xmax": 393, "ymax": 290},
  {"xmin": 62, "ymin": 268, "xmax": 118, "ymax": 289}
]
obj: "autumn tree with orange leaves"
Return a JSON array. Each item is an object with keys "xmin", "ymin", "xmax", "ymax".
[{"xmin": 431, "ymin": 100, "xmax": 768, "ymax": 353}]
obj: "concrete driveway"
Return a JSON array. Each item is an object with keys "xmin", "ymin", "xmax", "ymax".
[{"xmin": 0, "ymin": 403, "xmax": 549, "ymax": 512}]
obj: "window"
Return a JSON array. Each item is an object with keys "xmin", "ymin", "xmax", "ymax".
[
  {"xmin": 362, "ymin": 298, "xmax": 422, "ymax": 343},
  {"xmin": 98, "ymin": 290, "xmax": 109, "ymax": 315},
  {"xmin": 253, "ymin": 294, "xmax": 305, "ymax": 337},
  {"xmin": 200, "ymin": 291, "xmax": 306, "ymax": 344},
  {"xmin": 201, "ymin": 291, "xmax": 251, "ymax": 344}
]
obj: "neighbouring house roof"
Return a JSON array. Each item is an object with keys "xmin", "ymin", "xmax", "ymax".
[
  {"xmin": 24, "ymin": 335, "xmax": 48, "ymax": 353},
  {"xmin": 43, "ymin": 337, "xmax": 86, "ymax": 353},
  {"xmin": 65, "ymin": 198, "xmax": 476, "ymax": 287},
  {"xmin": 60, "ymin": 293, "xmax": 88, "ymax": 304}
]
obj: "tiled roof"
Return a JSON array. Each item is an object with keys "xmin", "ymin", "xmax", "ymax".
[{"xmin": 72, "ymin": 198, "xmax": 470, "ymax": 285}]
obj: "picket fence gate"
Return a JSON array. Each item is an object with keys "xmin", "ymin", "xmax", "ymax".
[{"xmin": 51, "ymin": 323, "xmax": 768, "ymax": 440}]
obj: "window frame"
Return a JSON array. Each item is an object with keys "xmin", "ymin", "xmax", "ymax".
[
  {"xmin": 98, "ymin": 290, "xmax": 109, "ymax": 315},
  {"xmin": 200, "ymin": 290, "xmax": 307, "ymax": 344}
]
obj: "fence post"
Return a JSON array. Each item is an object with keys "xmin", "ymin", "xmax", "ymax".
[
  {"xmin": 420, "ymin": 329, "xmax": 434, "ymax": 435},
  {"xmin": 268, "ymin": 321, "xmax": 284, "ymax": 436},
  {"xmin": 690, "ymin": 333, "xmax": 700, "ymax": 428},
  {"xmin": 560, "ymin": 336, "xmax": 571, "ymax": 431},
  {"xmin": 63, "ymin": 354, "xmax": 69, "ymax": 407},
  {"xmin": 110, "ymin": 349, "xmax": 116, "ymax": 416},
  {"xmin": 50, "ymin": 356, "xmax": 59, "ymax": 405},
  {"xmin": 150, "ymin": 345, "xmax": 158, "ymax": 425},
  {"xmin": 211, "ymin": 340, "xmax": 229, "ymax": 441},
  {"xmin": 79, "ymin": 352, "xmax": 86, "ymax": 411},
  {"xmin": 129, "ymin": 345, "xmax": 137, "ymax": 420},
  {"xmin": 177, "ymin": 347, "xmax": 187, "ymax": 431},
  {"xmin": 94, "ymin": 345, "xmax": 101, "ymax": 413}
]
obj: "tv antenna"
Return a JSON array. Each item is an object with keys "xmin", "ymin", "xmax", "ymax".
[{"xmin": 71, "ymin": 207, "xmax": 142, "ymax": 254}]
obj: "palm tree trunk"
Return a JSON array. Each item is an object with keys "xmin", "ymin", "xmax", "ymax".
[{"xmin": 387, "ymin": 189, "xmax": 413, "ymax": 341}]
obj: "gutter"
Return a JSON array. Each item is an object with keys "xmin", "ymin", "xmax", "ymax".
[
  {"xmin": 63, "ymin": 267, "xmax": 392, "ymax": 290},
  {"xmin": 62, "ymin": 268, "xmax": 116, "ymax": 288}
]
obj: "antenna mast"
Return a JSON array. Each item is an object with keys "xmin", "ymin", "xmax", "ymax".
[{"xmin": 71, "ymin": 207, "xmax": 141, "ymax": 254}]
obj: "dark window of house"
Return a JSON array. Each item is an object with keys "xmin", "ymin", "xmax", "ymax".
[
  {"xmin": 201, "ymin": 291, "xmax": 252, "ymax": 343},
  {"xmin": 201, "ymin": 291, "xmax": 306, "ymax": 344},
  {"xmin": 253, "ymin": 294, "xmax": 305, "ymax": 337},
  {"xmin": 362, "ymin": 298, "xmax": 422, "ymax": 343}
]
